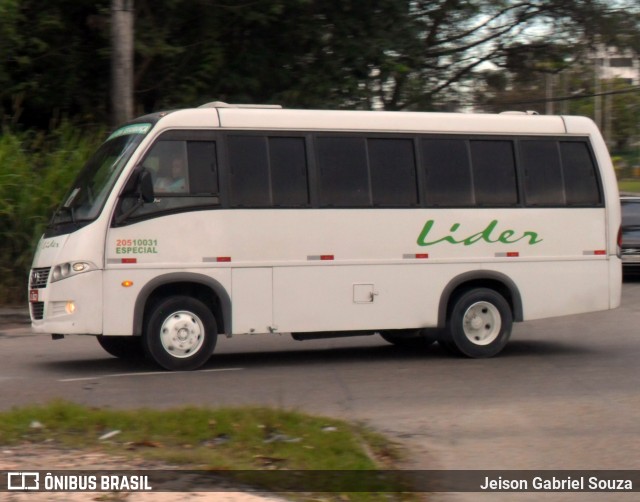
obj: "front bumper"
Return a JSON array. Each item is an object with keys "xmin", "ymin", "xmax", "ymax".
[{"xmin": 29, "ymin": 269, "xmax": 103, "ymax": 335}]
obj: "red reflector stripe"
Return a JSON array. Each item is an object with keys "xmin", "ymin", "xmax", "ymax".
[
  {"xmin": 495, "ymin": 252, "xmax": 519, "ymax": 258},
  {"xmin": 307, "ymin": 254, "xmax": 335, "ymax": 261},
  {"xmin": 594, "ymin": 250, "xmax": 606, "ymax": 256},
  {"xmin": 216, "ymin": 257, "xmax": 232, "ymax": 262},
  {"xmin": 122, "ymin": 258, "xmax": 137, "ymax": 264},
  {"xmin": 403, "ymin": 253, "xmax": 429, "ymax": 259}
]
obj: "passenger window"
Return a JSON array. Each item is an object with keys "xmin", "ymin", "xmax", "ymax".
[
  {"xmin": 228, "ymin": 136, "xmax": 270, "ymax": 207},
  {"xmin": 317, "ymin": 137, "xmax": 370, "ymax": 207},
  {"xmin": 368, "ymin": 138, "xmax": 418, "ymax": 206},
  {"xmin": 560, "ymin": 142, "xmax": 601, "ymax": 205},
  {"xmin": 269, "ymin": 137, "xmax": 309, "ymax": 207},
  {"xmin": 422, "ymin": 138, "xmax": 474, "ymax": 206},
  {"xmin": 422, "ymin": 138, "xmax": 517, "ymax": 207},
  {"xmin": 520, "ymin": 140, "xmax": 565, "ymax": 206},
  {"xmin": 188, "ymin": 142, "xmax": 219, "ymax": 194},
  {"xmin": 470, "ymin": 140, "xmax": 518, "ymax": 206},
  {"xmin": 227, "ymin": 135, "xmax": 310, "ymax": 207}
]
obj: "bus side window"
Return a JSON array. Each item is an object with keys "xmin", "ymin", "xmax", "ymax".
[
  {"xmin": 187, "ymin": 141, "xmax": 219, "ymax": 195},
  {"xmin": 227, "ymin": 135, "xmax": 310, "ymax": 208},
  {"xmin": 317, "ymin": 136, "xmax": 370, "ymax": 207},
  {"xmin": 117, "ymin": 138, "xmax": 219, "ymax": 224},
  {"xmin": 368, "ymin": 138, "xmax": 418, "ymax": 207},
  {"xmin": 144, "ymin": 139, "xmax": 219, "ymax": 197},
  {"xmin": 270, "ymin": 137, "xmax": 309, "ymax": 207},
  {"xmin": 520, "ymin": 140, "xmax": 565, "ymax": 206},
  {"xmin": 560, "ymin": 142, "xmax": 601, "ymax": 206},
  {"xmin": 228, "ymin": 136, "xmax": 270, "ymax": 207},
  {"xmin": 422, "ymin": 138, "xmax": 474, "ymax": 207},
  {"xmin": 470, "ymin": 140, "xmax": 518, "ymax": 206},
  {"xmin": 147, "ymin": 140, "xmax": 189, "ymax": 194}
]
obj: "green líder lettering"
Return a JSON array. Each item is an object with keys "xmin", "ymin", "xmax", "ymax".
[{"xmin": 417, "ymin": 219, "xmax": 542, "ymax": 246}]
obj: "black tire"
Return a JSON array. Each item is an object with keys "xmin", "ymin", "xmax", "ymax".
[
  {"xmin": 442, "ymin": 288, "xmax": 513, "ymax": 358},
  {"xmin": 380, "ymin": 329, "xmax": 437, "ymax": 349},
  {"xmin": 97, "ymin": 335, "xmax": 144, "ymax": 359},
  {"xmin": 436, "ymin": 331, "xmax": 464, "ymax": 355},
  {"xmin": 143, "ymin": 296, "xmax": 217, "ymax": 371}
]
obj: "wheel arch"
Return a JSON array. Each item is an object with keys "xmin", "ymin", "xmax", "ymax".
[
  {"xmin": 437, "ymin": 271, "xmax": 523, "ymax": 327},
  {"xmin": 133, "ymin": 272, "xmax": 231, "ymax": 336}
]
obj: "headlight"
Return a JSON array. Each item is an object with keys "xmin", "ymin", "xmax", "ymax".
[
  {"xmin": 51, "ymin": 261, "xmax": 97, "ymax": 283},
  {"xmin": 72, "ymin": 262, "xmax": 87, "ymax": 272}
]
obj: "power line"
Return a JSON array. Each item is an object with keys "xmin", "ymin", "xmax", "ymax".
[{"xmin": 502, "ymin": 84, "xmax": 640, "ymax": 106}]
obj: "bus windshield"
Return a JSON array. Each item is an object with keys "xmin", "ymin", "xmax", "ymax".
[{"xmin": 49, "ymin": 123, "xmax": 152, "ymax": 230}]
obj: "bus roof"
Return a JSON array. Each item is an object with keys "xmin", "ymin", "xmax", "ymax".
[{"xmin": 152, "ymin": 104, "xmax": 598, "ymax": 136}]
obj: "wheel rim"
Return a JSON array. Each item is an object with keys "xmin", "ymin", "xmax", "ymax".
[
  {"xmin": 462, "ymin": 301, "xmax": 501, "ymax": 346},
  {"xmin": 159, "ymin": 310, "xmax": 205, "ymax": 359}
]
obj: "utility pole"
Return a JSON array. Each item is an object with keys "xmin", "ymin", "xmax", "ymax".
[
  {"xmin": 594, "ymin": 44, "xmax": 603, "ymax": 132},
  {"xmin": 545, "ymin": 73, "xmax": 553, "ymax": 115},
  {"xmin": 111, "ymin": 0, "xmax": 134, "ymax": 126}
]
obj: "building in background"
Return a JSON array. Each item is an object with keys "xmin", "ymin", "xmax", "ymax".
[{"xmin": 592, "ymin": 46, "xmax": 640, "ymax": 85}]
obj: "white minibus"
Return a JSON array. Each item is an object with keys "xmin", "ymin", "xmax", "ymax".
[{"xmin": 28, "ymin": 103, "xmax": 622, "ymax": 370}]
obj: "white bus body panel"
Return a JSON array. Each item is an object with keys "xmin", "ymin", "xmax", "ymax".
[{"xmin": 104, "ymin": 206, "xmax": 612, "ymax": 335}]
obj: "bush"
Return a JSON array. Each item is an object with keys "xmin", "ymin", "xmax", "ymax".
[{"xmin": 0, "ymin": 124, "xmax": 104, "ymax": 304}]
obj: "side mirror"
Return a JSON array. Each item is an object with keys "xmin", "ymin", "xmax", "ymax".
[
  {"xmin": 114, "ymin": 166, "xmax": 155, "ymax": 225},
  {"xmin": 122, "ymin": 165, "xmax": 154, "ymax": 203}
]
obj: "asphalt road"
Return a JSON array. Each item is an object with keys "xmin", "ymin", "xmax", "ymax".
[{"xmin": 2, "ymin": 281, "xmax": 640, "ymax": 501}]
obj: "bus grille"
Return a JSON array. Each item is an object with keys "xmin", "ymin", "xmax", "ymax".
[
  {"xmin": 31, "ymin": 302, "xmax": 45, "ymax": 320},
  {"xmin": 30, "ymin": 267, "xmax": 51, "ymax": 288}
]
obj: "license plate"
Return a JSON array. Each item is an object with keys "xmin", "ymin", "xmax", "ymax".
[{"xmin": 29, "ymin": 289, "xmax": 39, "ymax": 302}]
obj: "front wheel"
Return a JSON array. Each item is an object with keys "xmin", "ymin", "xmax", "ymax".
[
  {"xmin": 443, "ymin": 288, "xmax": 513, "ymax": 358},
  {"xmin": 144, "ymin": 296, "xmax": 217, "ymax": 370}
]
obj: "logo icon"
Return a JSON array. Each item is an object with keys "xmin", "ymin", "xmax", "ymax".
[{"xmin": 7, "ymin": 472, "xmax": 40, "ymax": 491}]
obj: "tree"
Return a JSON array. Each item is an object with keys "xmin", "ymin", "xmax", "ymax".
[
  {"xmin": 0, "ymin": 0, "xmax": 111, "ymax": 129},
  {"xmin": 132, "ymin": 0, "xmax": 640, "ymax": 112},
  {"xmin": 2, "ymin": 0, "xmax": 639, "ymax": 129},
  {"xmin": 472, "ymin": 41, "xmax": 581, "ymax": 114}
]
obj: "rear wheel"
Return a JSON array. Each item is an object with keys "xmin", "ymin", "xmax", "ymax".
[
  {"xmin": 441, "ymin": 288, "xmax": 512, "ymax": 358},
  {"xmin": 143, "ymin": 296, "xmax": 217, "ymax": 370}
]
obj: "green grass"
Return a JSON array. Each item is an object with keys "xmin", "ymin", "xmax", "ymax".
[{"xmin": 0, "ymin": 401, "xmax": 421, "ymax": 500}]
